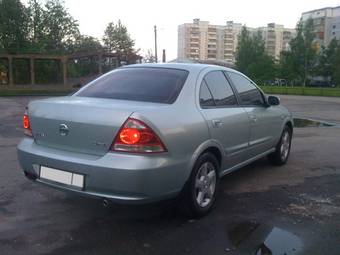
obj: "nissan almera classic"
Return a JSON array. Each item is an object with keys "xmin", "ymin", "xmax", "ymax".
[{"xmin": 17, "ymin": 63, "xmax": 293, "ymax": 217}]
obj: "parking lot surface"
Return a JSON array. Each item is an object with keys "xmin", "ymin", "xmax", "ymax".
[{"xmin": 0, "ymin": 95, "xmax": 340, "ymax": 255}]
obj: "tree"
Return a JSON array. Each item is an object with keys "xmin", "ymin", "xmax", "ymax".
[
  {"xmin": 27, "ymin": 0, "xmax": 46, "ymax": 52},
  {"xmin": 235, "ymin": 27, "xmax": 276, "ymax": 83},
  {"xmin": 41, "ymin": 0, "xmax": 80, "ymax": 53},
  {"xmin": 280, "ymin": 19, "xmax": 317, "ymax": 86},
  {"xmin": 66, "ymin": 35, "xmax": 103, "ymax": 78},
  {"xmin": 278, "ymin": 51, "xmax": 297, "ymax": 85},
  {"xmin": 235, "ymin": 27, "xmax": 255, "ymax": 73},
  {"xmin": 331, "ymin": 40, "xmax": 340, "ymax": 86},
  {"xmin": 68, "ymin": 35, "xmax": 102, "ymax": 53},
  {"xmin": 0, "ymin": 0, "xmax": 30, "ymax": 53},
  {"xmin": 142, "ymin": 49, "xmax": 156, "ymax": 63},
  {"xmin": 103, "ymin": 20, "xmax": 135, "ymax": 54},
  {"xmin": 0, "ymin": 0, "xmax": 80, "ymax": 54},
  {"xmin": 315, "ymin": 38, "xmax": 340, "ymax": 86}
]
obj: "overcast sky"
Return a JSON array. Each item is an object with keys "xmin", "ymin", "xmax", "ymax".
[{"xmin": 58, "ymin": 0, "xmax": 340, "ymax": 60}]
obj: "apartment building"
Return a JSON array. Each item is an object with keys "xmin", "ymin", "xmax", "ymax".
[
  {"xmin": 301, "ymin": 6, "xmax": 340, "ymax": 50},
  {"xmin": 178, "ymin": 19, "xmax": 296, "ymax": 64},
  {"xmin": 178, "ymin": 19, "xmax": 242, "ymax": 64},
  {"xmin": 258, "ymin": 23, "xmax": 296, "ymax": 59}
]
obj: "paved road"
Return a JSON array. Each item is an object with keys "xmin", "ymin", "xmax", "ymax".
[
  {"xmin": 279, "ymin": 95, "xmax": 340, "ymax": 123},
  {"xmin": 0, "ymin": 96, "xmax": 340, "ymax": 255}
]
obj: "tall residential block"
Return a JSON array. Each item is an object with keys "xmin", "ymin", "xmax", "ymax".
[
  {"xmin": 301, "ymin": 6, "xmax": 340, "ymax": 50},
  {"xmin": 258, "ymin": 23, "xmax": 296, "ymax": 60},
  {"xmin": 178, "ymin": 19, "xmax": 296, "ymax": 64},
  {"xmin": 178, "ymin": 19, "xmax": 242, "ymax": 64}
]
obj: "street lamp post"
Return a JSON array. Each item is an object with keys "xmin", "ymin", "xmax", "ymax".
[{"xmin": 154, "ymin": 25, "xmax": 158, "ymax": 63}]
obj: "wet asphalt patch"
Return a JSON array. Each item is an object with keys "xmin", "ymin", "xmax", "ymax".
[{"xmin": 293, "ymin": 118, "xmax": 340, "ymax": 128}]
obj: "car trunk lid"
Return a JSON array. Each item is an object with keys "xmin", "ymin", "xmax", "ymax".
[{"xmin": 28, "ymin": 96, "xmax": 165, "ymax": 156}]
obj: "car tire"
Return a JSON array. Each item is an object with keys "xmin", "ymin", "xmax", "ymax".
[
  {"xmin": 180, "ymin": 152, "xmax": 220, "ymax": 218},
  {"xmin": 268, "ymin": 125, "xmax": 292, "ymax": 166}
]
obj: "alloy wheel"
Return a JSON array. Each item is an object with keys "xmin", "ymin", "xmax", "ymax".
[
  {"xmin": 195, "ymin": 162, "xmax": 217, "ymax": 208},
  {"xmin": 280, "ymin": 130, "xmax": 291, "ymax": 161}
]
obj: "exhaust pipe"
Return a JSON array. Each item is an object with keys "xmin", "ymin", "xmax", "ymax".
[{"xmin": 102, "ymin": 198, "xmax": 109, "ymax": 208}]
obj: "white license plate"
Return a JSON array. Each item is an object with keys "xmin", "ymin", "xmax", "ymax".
[{"xmin": 40, "ymin": 166, "xmax": 84, "ymax": 188}]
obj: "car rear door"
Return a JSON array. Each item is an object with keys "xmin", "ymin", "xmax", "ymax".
[
  {"xmin": 226, "ymin": 71, "xmax": 282, "ymax": 158},
  {"xmin": 199, "ymin": 71, "xmax": 250, "ymax": 171}
]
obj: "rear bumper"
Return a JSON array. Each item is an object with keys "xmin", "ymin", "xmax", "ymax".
[{"xmin": 17, "ymin": 138, "xmax": 189, "ymax": 204}]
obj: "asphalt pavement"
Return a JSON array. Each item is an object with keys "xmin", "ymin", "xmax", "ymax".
[{"xmin": 0, "ymin": 95, "xmax": 340, "ymax": 255}]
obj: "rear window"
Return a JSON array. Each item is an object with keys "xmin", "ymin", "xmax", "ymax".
[{"xmin": 75, "ymin": 67, "xmax": 189, "ymax": 104}]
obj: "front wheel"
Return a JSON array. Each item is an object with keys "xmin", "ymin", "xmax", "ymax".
[
  {"xmin": 180, "ymin": 152, "xmax": 219, "ymax": 218},
  {"xmin": 268, "ymin": 125, "xmax": 292, "ymax": 165}
]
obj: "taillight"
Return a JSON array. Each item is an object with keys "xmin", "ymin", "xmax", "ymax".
[
  {"xmin": 23, "ymin": 108, "xmax": 32, "ymax": 137},
  {"xmin": 111, "ymin": 118, "xmax": 166, "ymax": 153}
]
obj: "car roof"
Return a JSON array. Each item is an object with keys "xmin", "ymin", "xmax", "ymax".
[{"xmin": 123, "ymin": 62, "xmax": 238, "ymax": 73}]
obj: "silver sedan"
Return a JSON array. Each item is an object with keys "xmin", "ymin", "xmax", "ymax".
[{"xmin": 17, "ymin": 63, "xmax": 293, "ymax": 217}]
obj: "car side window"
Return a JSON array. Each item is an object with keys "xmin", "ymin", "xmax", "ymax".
[
  {"xmin": 227, "ymin": 72, "xmax": 265, "ymax": 106},
  {"xmin": 202, "ymin": 71, "xmax": 237, "ymax": 107},
  {"xmin": 199, "ymin": 80, "xmax": 215, "ymax": 107}
]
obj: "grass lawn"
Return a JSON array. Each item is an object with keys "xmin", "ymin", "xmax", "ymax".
[{"xmin": 259, "ymin": 86, "xmax": 340, "ymax": 97}]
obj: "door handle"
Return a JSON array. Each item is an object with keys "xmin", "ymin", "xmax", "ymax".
[
  {"xmin": 250, "ymin": 115, "xmax": 258, "ymax": 123},
  {"xmin": 212, "ymin": 119, "xmax": 223, "ymax": 128}
]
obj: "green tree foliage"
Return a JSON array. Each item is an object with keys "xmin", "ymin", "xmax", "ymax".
[
  {"xmin": 70, "ymin": 35, "xmax": 103, "ymax": 53},
  {"xmin": 236, "ymin": 27, "xmax": 276, "ymax": 83},
  {"xmin": 316, "ymin": 38, "xmax": 340, "ymax": 86},
  {"xmin": 0, "ymin": 0, "xmax": 80, "ymax": 54},
  {"xmin": 28, "ymin": 0, "xmax": 80, "ymax": 53},
  {"xmin": 278, "ymin": 51, "xmax": 297, "ymax": 84},
  {"xmin": 0, "ymin": 0, "xmax": 30, "ymax": 53},
  {"xmin": 66, "ymin": 36, "xmax": 103, "ymax": 79},
  {"xmin": 35, "ymin": 59, "xmax": 62, "ymax": 84},
  {"xmin": 333, "ymin": 45, "xmax": 340, "ymax": 86},
  {"xmin": 279, "ymin": 19, "xmax": 317, "ymax": 86},
  {"xmin": 0, "ymin": 0, "xmax": 92, "ymax": 84},
  {"xmin": 236, "ymin": 20, "xmax": 340, "ymax": 86},
  {"xmin": 317, "ymin": 39, "xmax": 338, "ymax": 78},
  {"xmin": 235, "ymin": 27, "xmax": 276, "ymax": 84},
  {"xmin": 103, "ymin": 20, "xmax": 135, "ymax": 54},
  {"xmin": 42, "ymin": 0, "xmax": 80, "ymax": 53},
  {"xmin": 27, "ymin": 0, "xmax": 45, "ymax": 51}
]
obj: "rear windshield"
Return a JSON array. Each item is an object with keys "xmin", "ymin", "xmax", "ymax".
[{"xmin": 75, "ymin": 67, "xmax": 189, "ymax": 104}]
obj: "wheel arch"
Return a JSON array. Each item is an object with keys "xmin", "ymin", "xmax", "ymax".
[
  {"xmin": 285, "ymin": 120, "xmax": 294, "ymax": 134},
  {"xmin": 187, "ymin": 140, "xmax": 224, "ymax": 182}
]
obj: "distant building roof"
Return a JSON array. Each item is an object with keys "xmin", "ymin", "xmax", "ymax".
[{"xmin": 302, "ymin": 5, "xmax": 340, "ymax": 15}]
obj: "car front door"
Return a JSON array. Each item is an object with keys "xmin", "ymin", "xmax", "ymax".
[
  {"xmin": 226, "ymin": 71, "xmax": 283, "ymax": 158},
  {"xmin": 199, "ymin": 71, "xmax": 250, "ymax": 172}
]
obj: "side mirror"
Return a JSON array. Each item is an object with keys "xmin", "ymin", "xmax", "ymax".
[{"xmin": 267, "ymin": 95, "xmax": 280, "ymax": 106}]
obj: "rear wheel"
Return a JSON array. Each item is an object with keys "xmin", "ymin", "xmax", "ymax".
[
  {"xmin": 180, "ymin": 152, "xmax": 219, "ymax": 218},
  {"xmin": 268, "ymin": 125, "xmax": 292, "ymax": 165}
]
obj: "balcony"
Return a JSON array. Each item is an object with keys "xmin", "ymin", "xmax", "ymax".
[
  {"xmin": 207, "ymin": 50, "xmax": 217, "ymax": 54},
  {"xmin": 207, "ymin": 55, "xmax": 217, "ymax": 59},
  {"xmin": 224, "ymin": 50, "xmax": 233, "ymax": 55},
  {"xmin": 189, "ymin": 43, "xmax": 199, "ymax": 48},
  {"xmin": 190, "ymin": 49, "xmax": 199, "ymax": 53}
]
